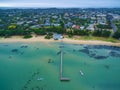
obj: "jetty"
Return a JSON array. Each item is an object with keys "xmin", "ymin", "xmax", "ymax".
[{"xmin": 59, "ymin": 40, "xmax": 70, "ymax": 81}]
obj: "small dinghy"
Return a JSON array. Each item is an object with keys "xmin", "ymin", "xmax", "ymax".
[{"xmin": 80, "ymin": 70, "xmax": 84, "ymax": 76}]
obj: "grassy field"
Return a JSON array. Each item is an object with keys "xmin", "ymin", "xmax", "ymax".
[{"xmin": 66, "ymin": 35, "xmax": 120, "ymax": 43}]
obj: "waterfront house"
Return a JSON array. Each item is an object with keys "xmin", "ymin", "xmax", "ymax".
[{"xmin": 53, "ymin": 33, "xmax": 63, "ymax": 40}]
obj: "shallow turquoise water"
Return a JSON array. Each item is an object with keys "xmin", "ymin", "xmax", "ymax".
[{"xmin": 0, "ymin": 42, "xmax": 120, "ymax": 90}]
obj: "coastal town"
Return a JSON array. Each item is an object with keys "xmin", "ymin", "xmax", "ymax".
[
  {"xmin": 0, "ymin": 8, "xmax": 120, "ymax": 40},
  {"xmin": 0, "ymin": 0, "xmax": 120, "ymax": 89}
]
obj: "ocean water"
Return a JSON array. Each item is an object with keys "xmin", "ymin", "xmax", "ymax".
[{"xmin": 0, "ymin": 42, "xmax": 120, "ymax": 90}]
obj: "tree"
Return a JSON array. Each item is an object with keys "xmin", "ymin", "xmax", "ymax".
[
  {"xmin": 60, "ymin": 20, "xmax": 64, "ymax": 29},
  {"xmin": 92, "ymin": 30, "xmax": 102, "ymax": 37},
  {"xmin": 34, "ymin": 29, "xmax": 46, "ymax": 35},
  {"xmin": 8, "ymin": 24, "xmax": 17, "ymax": 29},
  {"xmin": 92, "ymin": 30, "xmax": 111, "ymax": 37},
  {"xmin": 102, "ymin": 30, "xmax": 111, "ymax": 37},
  {"xmin": 97, "ymin": 24, "xmax": 112, "ymax": 29},
  {"xmin": 113, "ymin": 30, "xmax": 120, "ymax": 39}
]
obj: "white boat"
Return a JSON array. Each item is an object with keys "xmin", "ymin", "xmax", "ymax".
[
  {"xmin": 37, "ymin": 77, "xmax": 44, "ymax": 81},
  {"xmin": 80, "ymin": 70, "xmax": 84, "ymax": 76}
]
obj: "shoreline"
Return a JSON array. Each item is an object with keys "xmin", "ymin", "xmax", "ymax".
[{"xmin": 0, "ymin": 36, "xmax": 120, "ymax": 47}]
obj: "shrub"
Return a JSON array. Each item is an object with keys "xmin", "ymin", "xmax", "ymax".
[
  {"xmin": 45, "ymin": 35, "xmax": 51, "ymax": 39},
  {"xmin": 23, "ymin": 35, "xmax": 32, "ymax": 39}
]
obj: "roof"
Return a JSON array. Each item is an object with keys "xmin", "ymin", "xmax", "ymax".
[
  {"xmin": 72, "ymin": 25, "xmax": 80, "ymax": 29},
  {"xmin": 53, "ymin": 33, "xmax": 62, "ymax": 40}
]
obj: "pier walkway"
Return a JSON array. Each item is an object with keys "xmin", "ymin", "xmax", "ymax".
[{"xmin": 59, "ymin": 40, "xmax": 70, "ymax": 81}]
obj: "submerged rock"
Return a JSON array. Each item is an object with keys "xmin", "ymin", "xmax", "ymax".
[
  {"xmin": 89, "ymin": 53, "xmax": 96, "ymax": 57},
  {"xmin": 20, "ymin": 52, "xmax": 24, "ymax": 55},
  {"xmin": 83, "ymin": 45, "xmax": 120, "ymax": 52},
  {"xmin": 79, "ymin": 49, "xmax": 89, "ymax": 54},
  {"xmin": 57, "ymin": 51, "xmax": 61, "ymax": 55},
  {"xmin": 11, "ymin": 49, "xmax": 18, "ymax": 52},
  {"xmin": 88, "ymin": 50, "xmax": 97, "ymax": 57},
  {"xmin": 109, "ymin": 51, "xmax": 120, "ymax": 57},
  {"xmin": 48, "ymin": 59, "xmax": 54, "ymax": 63},
  {"xmin": 59, "ymin": 46, "xmax": 64, "ymax": 48},
  {"xmin": 104, "ymin": 65, "xmax": 110, "ymax": 69},
  {"xmin": 73, "ymin": 49, "xmax": 76, "ymax": 52},
  {"xmin": 94, "ymin": 55, "xmax": 108, "ymax": 59},
  {"xmin": 84, "ymin": 46, "xmax": 89, "ymax": 49},
  {"xmin": 4, "ymin": 45, "xmax": 8, "ymax": 46},
  {"xmin": 8, "ymin": 55, "xmax": 12, "ymax": 59},
  {"xmin": 20, "ymin": 45, "xmax": 28, "ymax": 48}
]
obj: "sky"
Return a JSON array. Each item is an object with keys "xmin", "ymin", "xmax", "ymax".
[{"xmin": 0, "ymin": 0, "xmax": 120, "ymax": 8}]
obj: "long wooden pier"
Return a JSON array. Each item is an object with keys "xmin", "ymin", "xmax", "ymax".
[{"xmin": 60, "ymin": 43, "xmax": 70, "ymax": 81}]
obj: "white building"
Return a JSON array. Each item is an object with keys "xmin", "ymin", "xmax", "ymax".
[{"xmin": 87, "ymin": 24, "xmax": 95, "ymax": 31}]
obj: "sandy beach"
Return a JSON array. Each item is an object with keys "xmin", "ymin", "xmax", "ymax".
[{"xmin": 0, "ymin": 36, "xmax": 120, "ymax": 47}]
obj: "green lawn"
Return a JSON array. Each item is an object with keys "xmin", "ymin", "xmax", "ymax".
[{"xmin": 66, "ymin": 35, "xmax": 120, "ymax": 43}]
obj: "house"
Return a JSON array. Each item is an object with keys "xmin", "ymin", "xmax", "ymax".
[
  {"xmin": 112, "ymin": 14, "xmax": 120, "ymax": 20},
  {"xmin": 65, "ymin": 22, "xmax": 73, "ymax": 28},
  {"xmin": 75, "ymin": 26, "xmax": 80, "ymax": 29},
  {"xmin": 52, "ymin": 15, "xmax": 58, "ymax": 19},
  {"xmin": 44, "ymin": 19, "xmax": 51, "ymax": 26},
  {"xmin": 0, "ymin": 24, "xmax": 4, "ymax": 27},
  {"xmin": 87, "ymin": 24, "xmax": 95, "ymax": 31},
  {"xmin": 91, "ymin": 17, "xmax": 96, "ymax": 20},
  {"xmin": 53, "ymin": 23, "xmax": 60, "ymax": 27},
  {"xmin": 64, "ymin": 13, "xmax": 69, "ymax": 17},
  {"xmin": 17, "ymin": 21, "xmax": 24, "ymax": 25},
  {"xmin": 72, "ymin": 25, "xmax": 80, "ymax": 29},
  {"xmin": 26, "ymin": 21, "xmax": 33, "ymax": 24},
  {"xmin": 80, "ymin": 26, "xmax": 85, "ymax": 30},
  {"xmin": 53, "ymin": 33, "xmax": 63, "ymax": 40},
  {"xmin": 44, "ymin": 23, "xmax": 51, "ymax": 26},
  {"xmin": 72, "ymin": 25, "xmax": 76, "ymax": 28},
  {"xmin": 30, "ymin": 25, "xmax": 41, "ymax": 29}
]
